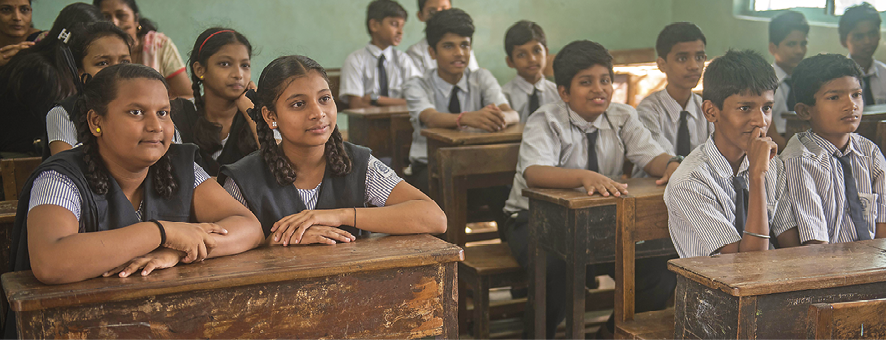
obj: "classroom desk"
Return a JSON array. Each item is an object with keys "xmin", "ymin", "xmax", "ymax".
[
  {"xmin": 2, "ymin": 234, "xmax": 463, "ymax": 339},
  {"xmin": 422, "ymin": 124, "xmax": 524, "ymax": 245},
  {"xmin": 524, "ymin": 178, "xmax": 676, "ymax": 339},
  {"xmin": 669, "ymin": 239, "xmax": 886, "ymax": 339},
  {"xmin": 343, "ymin": 105, "xmax": 410, "ymax": 161}
]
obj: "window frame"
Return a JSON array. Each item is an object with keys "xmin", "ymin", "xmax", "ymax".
[{"xmin": 737, "ymin": 0, "xmax": 886, "ymax": 24}]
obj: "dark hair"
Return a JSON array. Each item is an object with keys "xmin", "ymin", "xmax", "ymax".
[
  {"xmin": 839, "ymin": 2, "xmax": 881, "ymax": 44},
  {"xmin": 74, "ymin": 63, "xmax": 177, "ymax": 198},
  {"xmin": 656, "ymin": 22, "xmax": 706, "ymax": 58},
  {"xmin": 69, "ymin": 21, "xmax": 132, "ymax": 71},
  {"xmin": 504, "ymin": 20, "xmax": 546, "ymax": 59},
  {"xmin": 187, "ymin": 27, "xmax": 256, "ymax": 157},
  {"xmin": 702, "ymin": 49, "xmax": 778, "ymax": 110},
  {"xmin": 426, "ymin": 8, "xmax": 473, "ymax": 51},
  {"xmin": 553, "ymin": 40, "xmax": 613, "ymax": 91},
  {"xmin": 769, "ymin": 11, "xmax": 809, "ymax": 45},
  {"xmin": 791, "ymin": 53, "xmax": 863, "ymax": 107},
  {"xmin": 92, "ymin": 0, "xmax": 157, "ymax": 37},
  {"xmin": 366, "ymin": 0, "xmax": 407, "ymax": 35},
  {"xmin": 249, "ymin": 55, "xmax": 351, "ymax": 186}
]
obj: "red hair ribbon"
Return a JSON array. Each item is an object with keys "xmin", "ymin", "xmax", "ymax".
[{"xmin": 199, "ymin": 30, "xmax": 235, "ymax": 55}]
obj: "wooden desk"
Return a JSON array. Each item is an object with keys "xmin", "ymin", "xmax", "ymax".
[
  {"xmin": 343, "ymin": 105, "xmax": 410, "ymax": 162},
  {"xmin": 421, "ymin": 124, "xmax": 524, "ymax": 245},
  {"xmin": 669, "ymin": 239, "xmax": 886, "ymax": 339},
  {"xmin": 525, "ymin": 178, "xmax": 676, "ymax": 339},
  {"xmin": 3, "ymin": 235, "xmax": 463, "ymax": 339},
  {"xmin": 0, "ymin": 200, "xmax": 15, "ymax": 224},
  {"xmin": 783, "ymin": 108, "xmax": 886, "ymax": 142}
]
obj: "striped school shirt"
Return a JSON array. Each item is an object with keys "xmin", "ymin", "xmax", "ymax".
[
  {"xmin": 665, "ymin": 136, "xmax": 786, "ymax": 258},
  {"xmin": 46, "ymin": 105, "xmax": 182, "ymax": 148},
  {"xmin": 28, "ymin": 163, "xmax": 210, "ymax": 221},
  {"xmin": 223, "ymin": 155, "xmax": 403, "ymax": 210},
  {"xmin": 772, "ymin": 131, "xmax": 886, "ymax": 243}
]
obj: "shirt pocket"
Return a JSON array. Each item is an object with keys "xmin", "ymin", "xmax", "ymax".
[{"xmin": 858, "ymin": 193, "xmax": 878, "ymax": 227}]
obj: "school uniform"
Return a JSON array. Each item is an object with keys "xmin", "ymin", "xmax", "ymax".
[
  {"xmin": 636, "ymin": 89, "xmax": 711, "ymax": 166},
  {"xmin": 501, "ymin": 75, "xmax": 559, "ymax": 122},
  {"xmin": 771, "ymin": 63, "xmax": 794, "ymax": 134},
  {"xmin": 665, "ymin": 136, "xmax": 786, "ymax": 259},
  {"xmin": 772, "ymin": 131, "xmax": 886, "ymax": 243},
  {"xmin": 850, "ymin": 55, "xmax": 886, "ymax": 105},
  {"xmin": 170, "ymin": 98, "xmax": 257, "ymax": 176},
  {"xmin": 405, "ymin": 38, "xmax": 479, "ymax": 75},
  {"xmin": 501, "ymin": 101, "xmax": 675, "ymax": 338},
  {"xmin": 219, "ymin": 142, "xmax": 402, "ymax": 236},
  {"xmin": 339, "ymin": 43, "xmax": 420, "ymax": 104}
]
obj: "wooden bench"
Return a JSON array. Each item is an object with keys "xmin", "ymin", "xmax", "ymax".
[
  {"xmin": 807, "ymin": 297, "xmax": 886, "ymax": 339},
  {"xmin": 458, "ymin": 243, "xmax": 525, "ymax": 339},
  {"xmin": 343, "ymin": 105, "xmax": 409, "ymax": 163},
  {"xmin": 3, "ymin": 235, "xmax": 463, "ymax": 339},
  {"xmin": 1, "ymin": 157, "xmax": 41, "ymax": 200},
  {"xmin": 614, "ymin": 184, "xmax": 674, "ymax": 339}
]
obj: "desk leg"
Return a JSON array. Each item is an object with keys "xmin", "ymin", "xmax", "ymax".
[
  {"xmin": 566, "ymin": 251, "xmax": 587, "ymax": 339},
  {"xmin": 441, "ymin": 164, "xmax": 468, "ymax": 246},
  {"xmin": 441, "ymin": 262, "xmax": 459, "ymax": 339},
  {"xmin": 427, "ymin": 141, "xmax": 441, "ymax": 203},
  {"xmin": 529, "ymin": 224, "xmax": 546, "ymax": 339}
]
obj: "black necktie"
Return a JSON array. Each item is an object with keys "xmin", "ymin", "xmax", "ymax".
[
  {"xmin": 586, "ymin": 130, "xmax": 599, "ymax": 172},
  {"xmin": 528, "ymin": 88, "xmax": 540, "ymax": 116},
  {"xmin": 733, "ymin": 176, "xmax": 749, "ymax": 235},
  {"xmin": 837, "ymin": 153, "xmax": 872, "ymax": 241},
  {"xmin": 448, "ymin": 86, "xmax": 460, "ymax": 114},
  {"xmin": 378, "ymin": 54, "xmax": 389, "ymax": 97},
  {"xmin": 863, "ymin": 75, "xmax": 875, "ymax": 106},
  {"xmin": 785, "ymin": 76, "xmax": 797, "ymax": 112},
  {"xmin": 677, "ymin": 110, "xmax": 691, "ymax": 157}
]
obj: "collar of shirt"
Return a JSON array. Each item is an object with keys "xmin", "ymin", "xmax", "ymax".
[
  {"xmin": 772, "ymin": 63, "xmax": 789, "ymax": 83},
  {"xmin": 704, "ymin": 136, "xmax": 749, "ymax": 179},
  {"xmin": 365, "ymin": 43, "xmax": 394, "ymax": 61},
  {"xmin": 804, "ymin": 130, "xmax": 860, "ymax": 158},
  {"xmin": 658, "ymin": 90, "xmax": 701, "ymax": 124},
  {"xmin": 566, "ymin": 103, "xmax": 607, "ymax": 133},
  {"xmin": 848, "ymin": 54, "xmax": 880, "ymax": 78},
  {"xmin": 432, "ymin": 69, "xmax": 470, "ymax": 98},
  {"xmin": 511, "ymin": 75, "xmax": 548, "ymax": 96}
]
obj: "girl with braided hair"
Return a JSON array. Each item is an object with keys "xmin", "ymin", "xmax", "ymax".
[{"xmin": 219, "ymin": 55, "xmax": 445, "ymax": 246}]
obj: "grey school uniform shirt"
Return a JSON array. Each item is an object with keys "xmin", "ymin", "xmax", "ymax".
[
  {"xmin": 665, "ymin": 136, "xmax": 786, "ymax": 258},
  {"xmin": 635, "ymin": 90, "xmax": 712, "ymax": 177},
  {"xmin": 503, "ymin": 101, "xmax": 665, "ymax": 213},
  {"xmin": 771, "ymin": 63, "xmax": 792, "ymax": 134},
  {"xmin": 851, "ymin": 55, "xmax": 886, "ymax": 105},
  {"xmin": 502, "ymin": 76, "xmax": 559, "ymax": 122},
  {"xmin": 339, "ymin": 43, "xmax": 420, "ymax": 104},
  {"xmin": 771, "ymin": 131, "xmax": 886, "ymax": 244},
  {"xmin": 404, "ymin": 67, "xmax": 509, "ymax": 164}
]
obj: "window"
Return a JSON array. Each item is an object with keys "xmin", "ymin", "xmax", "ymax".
[
  {"xmin": 754, "ymin": 0, "xmax": 825, "ymax": 11},
  {"xmin": 835, "ymin": 0, "xmax": 886, "ymax": 14},
  {"xmin": 745, "ymin": 0, "xmax": 886, "ymax": 21}
]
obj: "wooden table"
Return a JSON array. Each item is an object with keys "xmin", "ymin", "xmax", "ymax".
[
  {"xmin": 3, "ymin": 234, "xmax": 463, "ymax": 339},
  {"xmin": 525, "ymin": 178, "xmax": 676, "ymax": 339},
  {"xmin": 669, "ymin": 239, "xmax": 886, "ymax": 339},
  {"xmin": 421, "ymin": 124, "xmax": 524, "ymax": 245},
  {"xmin": 344, "ymin": 105, "xmax": 410, "ymax": 161}
]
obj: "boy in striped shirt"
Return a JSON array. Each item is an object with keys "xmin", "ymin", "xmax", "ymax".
[{"xmin": 773, "ymin": 54, "xmax": 886, "ymax": 245}]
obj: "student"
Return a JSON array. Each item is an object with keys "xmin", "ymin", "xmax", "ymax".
[
  {"xmin": 768, "ymin": 11, "xmax": 809, "ymax": 150},
  {"xmin": 665, "ymin": 49, "xmax": 786, "ymax": 259},
  {"xmin": 637, "ymin": 22, "xmax": 712, "ymax": 163},
  {"xmin": 0, "ymin": 3, "xmax": 103, "ymax": 157},
  {"xmin": 339, "ymin": 0, "xmax": 419, "ymax": 109},
  {"xmin": 501, "ymin": 20, "xmax": 558, "ymax": 121},
  {"xmin": 0, "ymin": 0, "xmax": 40, "ymax": 67},
  {"xmin": 501, "ymin": 40, "xmax": 680, "ymax": 339},
  {"xmin": 219, "ymin": 55, "xmax": 445, "ymax": 243},
  {"xmin": 839, "ymin": 2, "xmax": 886, "ymax": 105},
  {"xmin": 404, "ymin": 8, "xmax": 518, "ymax": 194},
  {"xmin": 46, "ymin": 21, "xmax": 134, "ymax": 156},
  {"xmin": 772, "ymin": 54, "xmax": 886, "ymax": 246},
  {"xmin": 405, "ymin": 0, "xmax": 478, "ymax": 74},
  {"xmin": 94, "ymin": 0, "xmax": 192, "ymax": 98},
  {"xmin": 172, "ymin": 28, "xmax": 258, "ymax": 176}
]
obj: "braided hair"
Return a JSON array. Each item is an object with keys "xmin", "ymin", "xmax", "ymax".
[
  {"xmin": 248, "ymin": 55, "xmax": 351, "ymax": 186},
  {"xmin": 187, "ymin": 27, "xmax": 256, "ymax": 157},
  {"xmin": 74, "ymin": 63, "xmax": 178, "ymax": 198}
]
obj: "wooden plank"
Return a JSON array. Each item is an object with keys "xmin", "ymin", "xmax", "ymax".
[
  {"xmin": 421, "ymin": 124, "xmax": 524, "ymax": 146},
  {"xmin": 808, "ymin": 298, "xmax": 886, "ymax": 339},
  {"xmin": 1, "ymin": 157, "xmax": 42, "ymax": 200},
  {"xmin": 0, "ymin": 200, "xmax": 16, "ymax": 224},
  {"xmin": 342, "ymin": 105, "xmax": 409, "ymax": 119},
  {"xmin": 437, "ymin": 143, "xmax": 520, "ymax": 177},
  {"xmin": 523, "ymin": 178, "xmax": 665, "ymax": 209}
]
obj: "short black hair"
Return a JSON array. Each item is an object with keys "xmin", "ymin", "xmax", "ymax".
[
  {"xmin": 702, "ymin": 49, "xmax": 778, "ymax": 109},
  {"xmin": 655, "ymin": 22, "xmax": 706, "ymax": 58},
  {"xmin": 553, "ymin": 40, "xmax": 613, "ymax": 91},
  {"xmin": 418, "ymin": 0, "xmax": 427, "ymax": 11},
  {"xmin": 839, "ymin": 2, "xmax": 881, "ymax": 44},
  {"xmin": 426, "ymin": 8, "xmax": 474, "ymax": 51},
  {"xmin": 792, "ymin": 53, "xmax": 863, "ymax": 107},
  {"xmin": 366, "ymin": 0, "xmax": 407, "ymax": 35},
  {"xmin": 504, "ymin": 20, "xmax": 547, "ymax": 59},
  {"xmin": 769, "ymin": 11, "xmax": 809, "ymax": 45}
]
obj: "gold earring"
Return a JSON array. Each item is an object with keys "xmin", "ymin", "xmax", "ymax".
[
  {"xmin": 137, "ymin": 25, "xmax": 142, "ymax": 31},
  {"xmin": 198, "ymin": 75, "xmax": 203, "ymax": 80},
  {"xmin": 96, "ymin": 127, "xmax": 101, "ymax": 133}
]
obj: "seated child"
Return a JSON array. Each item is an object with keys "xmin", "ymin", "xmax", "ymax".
[
  {"xmin": 767, "ymin": 11, "xmax": 809, "ymax": 150},
  {"xmin": 340, "ymin": 0, "xmax": 419, "ymax": 109},
  {"xmin": 219, "ymin": 55, "xmax": 446, "ymax": 244},
  {"xmin": 840, "ymin": 2, "xmax": 886, "ymax": 105},
  {"xmin": 666, "ymin": 49, "xmax": 786, "ymax": 258},
  {"xmin": 772, "ymin": 53, "xmax": 886, "ymax": 246},
  {"xmin": 501, "ymin": 20, "xmax": 558, "ymax": 121},
  {"xmin": 501, "ymin": 40, "xmax": 681, "ymax": 338},
  {"xmin": 405, "ymin": 0, "xmax": 478, "ymax": 74}
]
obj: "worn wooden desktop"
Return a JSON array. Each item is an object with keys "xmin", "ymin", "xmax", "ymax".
[
  {"xmin": 782, "ymin": 104, "xmax": 886, "ymax": 142},
  {"xmin": 669, "ymin": 239, "xmax": 886, "ymax": 339},
  {"xmin": 524, "ymin": 178, "xmax": 676, "ymax": 339},
  {"xmin": 343, "ymin": 105, "xmax": 410, "ymax": 162},
  {"xmin": 421, "ymin": 124, "xmax": 524, "ymax": 245},
  {"xmin": 3, "ymin": 234, "xmax": 463, "ymax": 339}
]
